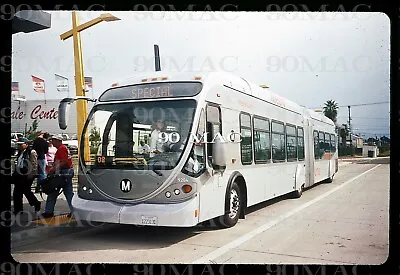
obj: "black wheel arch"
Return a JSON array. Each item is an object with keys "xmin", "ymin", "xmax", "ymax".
[{"xmin": 225, "ymin": 171, "xmax": 247, "ymax": 219}]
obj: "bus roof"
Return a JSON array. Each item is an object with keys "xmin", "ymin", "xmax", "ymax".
[{"xmin": 111, "ymin": 71, "xmax": 335, "ymax": 126}]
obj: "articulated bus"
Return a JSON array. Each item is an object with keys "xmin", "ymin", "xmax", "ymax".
[{"xmin": 58, "ymin": 71, "xmax": 338, "ymax": 228}]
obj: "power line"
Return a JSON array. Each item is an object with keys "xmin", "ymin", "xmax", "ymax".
[
  {"xmin": 337, "ymin": 116, "xmax": 389, "ymax": 120},
  {"xmin": 338, "ymin": 101, "xmax": 389, "ymax": 107},
  {"xmin": 310, "ymin": 101, "xmax": 389, "ymax": 109}
]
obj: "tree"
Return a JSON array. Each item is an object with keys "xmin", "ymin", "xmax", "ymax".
[
  {"xmin": 89, "ymin": 126, "xmax": 101, "ymax": 154},
  {"xmin": 323, "ymin": 100, "xmax": 339, "ymax": 123},
  {"xmin": 339, "ymin": 124, "xmax": 349, "ymax": 146},
  {"xmin": 24, "ymin": 119, "xmax": 41, "ymax": 141}
]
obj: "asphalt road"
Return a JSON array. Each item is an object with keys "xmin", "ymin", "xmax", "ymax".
[{"xmin": 11, "ymin": 158, "xmax": 390, "ymax": 264}]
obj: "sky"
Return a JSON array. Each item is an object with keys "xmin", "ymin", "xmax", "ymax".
[{"xmin": 12, "ymin": 11, "xmax": 390, "ymax": 139}]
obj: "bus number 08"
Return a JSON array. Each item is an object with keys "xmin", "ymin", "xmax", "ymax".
[{"xmin": 97, "ymin": 156, "xmax": 105, "ymax": 163}]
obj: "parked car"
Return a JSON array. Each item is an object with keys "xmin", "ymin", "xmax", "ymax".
[
  {"xmin": 11, "ymin": 133, "xmax": 24, "ymax": 156},
  {"xmin": 11, "ymin": 132, "xmax": 23, "ymax": 142},
  {"xmin": 62, "ymin": 139, "xmax": 78, "ymax": 155}
]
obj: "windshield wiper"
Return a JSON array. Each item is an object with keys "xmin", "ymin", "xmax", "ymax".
[{"xmin": 151, "ymin": 168, "xmax": 163, "ymax": 176}]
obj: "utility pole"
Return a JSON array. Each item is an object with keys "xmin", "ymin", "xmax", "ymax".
[
  {"xmin": 347, "ymin": 105, "xmax": 351, "ymax": 132},
  {"xmin": 347, "ymin": 105, "xmax": 352, "ymax": 143}
]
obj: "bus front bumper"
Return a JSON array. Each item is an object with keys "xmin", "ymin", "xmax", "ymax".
[{"xmin": 71, "ymin": 195, "xmax": 200, "ymax": 227}]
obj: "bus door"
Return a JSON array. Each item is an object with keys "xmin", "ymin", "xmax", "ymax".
[
  {"xmin": 305, "ymin": 120, "xmax": 315, "ymax": 187},
  {"xmin": 205, "ymin": 103, "xmax": 223, "ymax": 191},
  {"xmin": 198, "ymin": 103, "xmax": 225, "ymax": 222}
]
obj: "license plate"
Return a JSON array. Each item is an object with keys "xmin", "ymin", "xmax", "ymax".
[{"xmin": 141, "ymin": 216, "xmax": 158, "ymax": 226}]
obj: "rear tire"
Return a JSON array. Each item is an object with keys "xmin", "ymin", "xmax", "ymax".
[
  {"xmin": 291, "ymin": 184, "xmax": 303, "ymax": 198},
  {"xmin": 215, "ymin": 182, "xmax": 241, "ymax": 229},
  {"xmin": 325, "ymin": 174, "xmax": 334, "ymax": 183}
]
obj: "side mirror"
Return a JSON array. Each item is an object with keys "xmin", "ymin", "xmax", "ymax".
[
  {"xmin": 58, "ymin": 98, "xmax": 75, "ymax": 130},
  {"xmin": 212, "ymin": 135, "xmax": 226, "ymax": 171}
]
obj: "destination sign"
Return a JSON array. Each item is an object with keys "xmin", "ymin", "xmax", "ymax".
[{"xmin": 99, "ymin": 82, "xmax": 203, "ymax": 102}]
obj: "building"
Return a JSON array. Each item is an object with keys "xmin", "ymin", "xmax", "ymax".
[
  {"xmin": 11, "ymin": 99, "xmax": 95, "ymax": 137},
  {"xmin": 351, "ymin": 134, "xmax": 364, "ymax": 148}
]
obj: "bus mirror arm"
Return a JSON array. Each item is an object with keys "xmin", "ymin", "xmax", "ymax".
[{"xmin": 58, "ymin": 97, "xmax": 97, "ymax": 130}]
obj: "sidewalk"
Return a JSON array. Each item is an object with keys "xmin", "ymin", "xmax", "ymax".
[{"xmin": 10, "ymin": 184, "xmax": 76, "ymax": 234}]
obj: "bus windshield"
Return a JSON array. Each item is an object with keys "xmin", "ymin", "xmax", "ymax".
[{"xmin": 82, "ymin": 99, "xmax": 197, "ymax": 170}]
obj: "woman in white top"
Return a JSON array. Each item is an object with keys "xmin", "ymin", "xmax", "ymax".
[{"xmin": 45, "ymin": 139, "xmax": 57, "ymax": 173}]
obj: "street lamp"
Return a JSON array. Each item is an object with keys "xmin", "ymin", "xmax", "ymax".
[{"xmin": 60, "ymin": 12, "xmax": 120, "ymax": 162}]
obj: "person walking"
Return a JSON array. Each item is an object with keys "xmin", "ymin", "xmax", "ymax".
[
  {"xmin": 45, "ymin": 138, "xmax": 57, "ymax": 174},
  {"xmin": 33, "ymin": 131, "xmax": 49, "ymax": 192},
  {"xmin": 41, "ymin": 136, "xmax": 74, "ymax": 218},
  {"xmin": 12, "ymin": 138, "xmax": 41, "ymax": 215}
]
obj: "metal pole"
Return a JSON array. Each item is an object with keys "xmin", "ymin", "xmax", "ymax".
[{"xmin": 71, "ymin": 11, "xmax": 90, "ymax": 162}]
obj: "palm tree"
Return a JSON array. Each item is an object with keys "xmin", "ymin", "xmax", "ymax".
[
  {"xmin": 339, "ymin": 124, "xmax": 349, "ymax": 146},
  {"xmin": 323, "ymin": 100, "xmax": 339, "ymax": 123}
]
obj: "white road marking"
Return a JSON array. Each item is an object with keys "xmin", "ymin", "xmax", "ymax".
[{"xmin": 192, "ymin": 164, "xmax": 382, "ymax": 264}]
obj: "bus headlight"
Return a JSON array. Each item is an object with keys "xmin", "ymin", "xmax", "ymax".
[
  {"xmin": 182, "ymin": 184, "xmax": 192, "ymax": 193},
  {"xmin": 88, "ymin": 189, "xmax": 93, "ymax": 194},
  {"xmin": 82, "ymin": 186, "xmax": 87, "ymax": 191},
  {"xmin": 174, "ymin": 189, "xmax": 180, "ymax": 195},
  {"xmin": 165, "ymin": 191, "xmax": 171, "ymax": 198}
]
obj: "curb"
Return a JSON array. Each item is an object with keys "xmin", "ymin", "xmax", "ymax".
[
  {"xmin": 339, "ymin": 156, "xmax": 390, "ymax": 162},
  {"xmin": 11, "ymin": 216, "xmax": 79, "ymax": 243}
]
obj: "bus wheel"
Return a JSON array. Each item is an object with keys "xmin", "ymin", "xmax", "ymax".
[
  {"xmin": 292, "ymin": 184, "xmax": 303, "ymax": 198},
  {"xmin": 325, "ymin": 174, "xmax": 334, "ymax": 183},
  {"xmin": 215, "ymin": 182, "xmax": 241, "ymax": 229}
]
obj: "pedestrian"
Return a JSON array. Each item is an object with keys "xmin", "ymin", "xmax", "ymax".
[
  {"xmin": 150, "ymin": 119, "xmax": 166, "ymax": 157},
  {"xmin": 41, "ymin": 135, "xmax": 74, "ymax": 218},
  {"xmin": 12, "ymin": 138, "xmax": 41, "ymax": 215},
  {"xmin": 33, "ymin": 131, "xmax": 49, "ymax": 192},
  {"xmin": 138, "ymin": 140, "xmax": 151, "ymax": 154},
  {"xmin": 45, "ymin": 137, "xmax": 57, "ymax": 174}
]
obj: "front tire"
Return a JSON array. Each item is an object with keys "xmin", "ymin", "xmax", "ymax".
[{"xmin": 215, "ymin": 182, "xmax": 241, "ymax": 228}]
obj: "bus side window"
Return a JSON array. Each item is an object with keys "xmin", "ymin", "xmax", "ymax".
[
  {"xmin": 297, "ymin": 127, "xmax": 305, "ymax": 161},
  {"xmin": 313, "ymin": 130, "xmax": 319, "ymax": 159},
  {"xmin": 253, "ymin": 116, "xmax": 270, "ymax": 163},
  {"xmin": 271, "ymin": 121, "xmax": 285, "ymax": 162},
  {"xmin": 324, "ymin": 132, "xmax": 331, "ymax": 153},
  {"xmin": 286, "ymin": 124, "xmax": 297, "ymax": 161},
  {"xmin": 318, "ymin": 131, "xmax": 325, "ymax": 159},
  {"xmin": 240, "ymin": 112, "xmax": 252, "ymax": 165},
  {"xmin": 330, "ymin": 134, "xmax": 336, "ymax": 152}
]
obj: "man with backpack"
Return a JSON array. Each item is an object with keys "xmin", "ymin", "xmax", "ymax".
[
  {"xmin": 33, "ymin": 131, "xmax": 49, "ymax": 192},
  {"xmin": 12, "ymin": 138, "xmax": 41, "ymax": 215},
  {"xmin": 41, "ymin": 135, "xmax": 74, "ymax": 218}
]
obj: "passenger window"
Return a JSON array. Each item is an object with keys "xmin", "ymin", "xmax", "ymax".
[
  {"xmin": 313, "ymin": 130, "xmax": 319, "ymax": 159},
  {"xmin": 286, "ymin": 124, "xmax": 297, "ymax": 161},
  {"xmin": 271, "ymin": 121, "xmax": 285, "ymax": 162},
  {"xmin": 240, "ymin": 113, "xmax": 252, "ymax": 164},
  {"xmin": 318, "ymin": 131, "xmax": 325, "ymax": 159},
  {"xmin": 253, "ymin": 117, "xmax": 271, "ymax": 163},
  {"xmin": 330, "ymin": 134, "xmax": 336, "ymax": 152},
  {"xmin": 324, "ymin": 133, "xmax": 331, "ymax": 153},
  {"xmin": 297, "ymin": 127, "xmax": 305, "ymax": 161}
]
